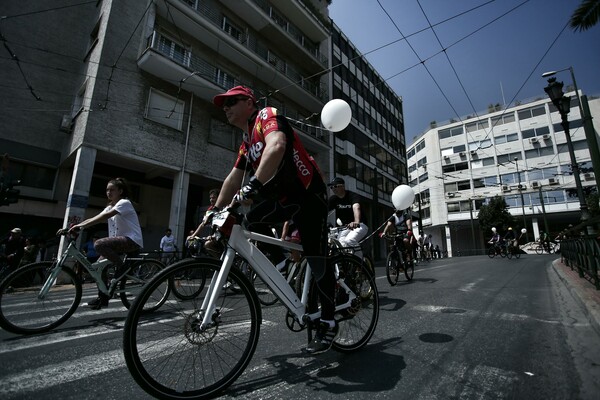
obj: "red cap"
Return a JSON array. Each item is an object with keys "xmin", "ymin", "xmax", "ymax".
[{"xmin": 213, "ymin": 86, "xmax": 257, "ymax": 107}]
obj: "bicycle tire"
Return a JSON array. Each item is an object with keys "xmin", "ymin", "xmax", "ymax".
[
  {"xmin": 403, "ymin": 256, "xmax": 414, "ymax": 281},
  {"xmin": 123, "ymin": 258, "xmax": 261, "ymax": 399},
  {"xmin": 170, "ymin": 260, "xmax": 208, "ymax": 300},
  {"xmin": 324, "ymin": 254, "xmax": 379, "ymax": 352},
  {"xmin": 507, "ymin": 248, "xmax": 513, "ymax": 259},
  {"xmin": 535, "ymin": 245, "xmax": 543, "ymax": 255},
  {"xmin": 515, "ymin": 249, "xmax": 521, "ymax": 259},
  {"xmin": 386, "ymin": 251, "xmax": 400, "ymax": 286},
  {"xmin": 230, "ymin": 257, "xmax": 277, "ymax": 306},
  {"xmin": 500, "ymin": 247, "xmax": 507, "ymax": 258},
  {"xmin": 487, "ymin": 247, "xmax": 496, "ymax": 258},
  {"xmin": 119, "ymin": 259, "xmax": 169, "ymax": 311},
  {"xmin": 360, "ymin": 256, "xmax": 375, "ymax": 299},
  {"xmin": 0, "ymin": 262, "xmax": 81, "ymax": 335}
]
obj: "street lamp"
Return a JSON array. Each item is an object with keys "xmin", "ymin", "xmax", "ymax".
[
  {"xmin": 514, "ymin": 157, "xmax": 529, "ymax": 242},
  {"xmin": 543, "ymin": 77, "xmax": 590, "ymax": 224}
]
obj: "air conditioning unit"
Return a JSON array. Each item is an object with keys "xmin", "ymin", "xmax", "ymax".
[
  {"xmin": 447, "ymin": 192, "xmax": 455, "ymax": 198},
  {"xmin": 542, "ymin": 134, "xmax": 551, "ymax": 140},
  {"xmin": 584, "ymin": 172, "xmax": 595, "ymax": 181},
  {"xmin": 502, "ymin": 185, "xmax": 511, "ymax": 192},
  {"xmin": 59, "ymin": 114, "xmax": 72, "ymax": 133},
  {"xmin": 459, "ymin": 152, "xmax": 466, "ymax": 157},
  {"xmin": 531, "ymin": 181, "xmax": 540, "ymax": 189},
  {"xmin": 470, "ymin": 150, "xmax": 477, "ymax": 156},
  {"xmin": 444, "ymin": 155, "xmax": 450, "ymax": 159},
  {"xmin": 547, "ymin": 177, "xmax": 559, "ymax": 185},
  {"xmin": 517, "ymin": 184, "xmax": 526, "ymax": 190},
  {"xmin": 529, "ymin": 137, "xmax": 538, "ymax": 143}
]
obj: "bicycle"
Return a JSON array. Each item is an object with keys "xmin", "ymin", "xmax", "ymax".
[
  {"xmin": 122, "ymin": 207, "xmax": 380, "ymax": 399},
  {"xmin": 0, "ymin": 231, "xmax": 169, "ymax": 335},
  {"xmin": 505, "ymin": 240, "xmax": 521, "ymax": 259},
  {"xmin": 487, "ymin": 241, "xmax": 507, "ymax": 258},
  {"xmin": 324, "ymin": 224, "xmax": 375, "ymax": 300},
  {"xmin": 535, "ymin": 241, "xmax": 558, "ymax": 255},
  {"xmin": 383, "ymin": 233, "xmax": 414, "ymax": 285}
]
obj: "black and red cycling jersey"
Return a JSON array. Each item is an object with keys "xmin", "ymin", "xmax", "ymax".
[{"xmin": 234, "ymin": 107, "xmax": 323, "ymax": 199}]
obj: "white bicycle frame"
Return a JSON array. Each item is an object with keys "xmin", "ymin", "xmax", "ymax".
[{"xmin": 198, "ymin": 221, "xmax": 356, "ymax": 330}]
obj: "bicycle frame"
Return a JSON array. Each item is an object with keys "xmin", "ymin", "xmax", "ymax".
[{"xmin": 198, "ymin": 222, "xmax": 356, "ymax": 330}]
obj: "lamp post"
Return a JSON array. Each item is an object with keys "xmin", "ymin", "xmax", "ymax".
[
  {"xmin": 514, "ymin": 157, "xmax": 529, "ymax": 242},
  {"xmin": 542, "ymin": 67, "xmax": 600, "ymax": 191},
  {"xmin": 543, "ymin": 77, "xmax": 590, "ymax": 224}
]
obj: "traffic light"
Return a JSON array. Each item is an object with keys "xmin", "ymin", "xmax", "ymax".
[{"xmin": 0, "ymin": 179, "xmax": 20, "ymax": 206}]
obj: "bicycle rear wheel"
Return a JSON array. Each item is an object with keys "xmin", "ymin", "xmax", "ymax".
[
  {"xmin": 328, "ymin": 254, "xmax": 379, "ymax": 352},
  {"xmin": 123, "ymin": 258, "xmax": 261, "ymax": 399},
  {"xmin": 535, "ymin": 245, "xmax": 543, "ymax": 255},
  {"xmin": 0, "ymin": 262, "xmax": 81, "ymax": 334},
  {"xmin": 119, "ymin": 259, "xmax": 169, "ymax": 311},
  {"xmin": 386, "ymin": 251, "xmax": 400, "ymax": 286},
  {"xmin": 403, "ymin": 257, "xmax": 414, "ymax": 281}
]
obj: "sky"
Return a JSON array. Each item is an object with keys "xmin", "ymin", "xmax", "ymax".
[{"xmin": 328, "ymin": 0, "xmax": 600, "ymax": 145}]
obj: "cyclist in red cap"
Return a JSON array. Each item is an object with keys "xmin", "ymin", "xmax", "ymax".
[{"xmin": 208, "ymin": 85, "xmax": 336, "ymax": 354}]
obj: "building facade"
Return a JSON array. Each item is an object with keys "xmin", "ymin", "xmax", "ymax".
[
  {"xmin": 407, "ymin": 93, "xmax": 599, "ymax": 256},
  {"xmin": 1, "ymin": 0, "xmax": 406, "ymax": 258}
]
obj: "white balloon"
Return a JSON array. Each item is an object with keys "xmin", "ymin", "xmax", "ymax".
[
  {"xmin": 321, "ymin": 99, "xmax": 351, "ymax": 132},
  {"xmin": 521, "ymin": 228, "xmax": 527, "ymax": 234},
  {"xmin": 391, "ymin": 185, "xmax": 415, "ymax": 210}
]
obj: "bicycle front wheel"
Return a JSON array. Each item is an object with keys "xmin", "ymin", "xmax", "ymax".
[
  {"xmin": 123, "ymin": 258, "xmax": 261, "ymax": 399},
  {"xmin": 311, "ymin": 254, "xmax": 379, "ymax": 353},
  {"xmin": 487, "ymin": 247, "xmax": 496, "ymax": 258},
  {"xmin": 386, "ymin": 251, "xmax": 400, "ymax": 286},
  {"xmin": 119, "ymin": 259, "xmax": 169, "ymax": 311},
  {"xmin": 0, "ymin": 262, "xmax": 81, "ymax": 334}
]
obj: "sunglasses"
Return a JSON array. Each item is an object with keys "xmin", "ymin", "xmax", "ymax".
[
  {"xmin": 223, "ymin": 97, "xmax": 248, "ymax": 108},
  {"xmin": 329, "ymin": 184, "xmax": 344, "ymax": 189}
]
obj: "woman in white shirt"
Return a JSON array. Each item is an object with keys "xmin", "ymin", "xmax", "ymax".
[{"xmin": 69, "ymin": 177, "xmax": 143, "ymax": 309}]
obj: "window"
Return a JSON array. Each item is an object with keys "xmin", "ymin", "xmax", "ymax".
[
  {"xmin": 494, "ymin": 133, "xmax": 519, "ymax": 144},
  {"xmin": 145, "ymin": 88, "xmax": 185, "ymax": 130},
  {"xmin": 223, "ymin": 17, "xmax": 244, "ymax": 42},
  {"xmin": 442, "ymin": 162, "xmax": 468, "ymax": 173},
  {"xmin": 524, "ymin": 147, "xmax": 555, "ymax": 159},
  {"xmin": 465, "ymin": 119, "xmax": 489, "ymax": 132},
  {"xmin": 528, "ymin": 167, "xmax": 558, "ymax": 181},
  {"xmin": 209, "ymin": 118, "xmax": 240, "ymax": 150},
  {"xmin": 517, "ymin": 105, "xmax": 545, "ymax": 120},
  {"xmin": 552, "ymin": 119, "xmax": 583, "ymax": 133},
  {"xmin": 497, "ymin": 152, "xmax": 522, "ymax": 164},
  {"xmin": 84, "ymin": 14, "xmax": 101, "ymax": 60},
  {"xmin": 468, "ymin": 139, "xmax": 492, "ymax": 151},
  {"xmin": 558, "ymin": 139, "xmax": 588, "ymax": 153},
  {"xmin": 457, "ymin": 180, "xmax": 471, "ymax": 190},
  {"xmin": 491, "ymin": 113, "xmax": 515, "ymax": 126},
  {"xmin": 416, "ymin": 140, "xmax": 425, "ymax": 152},
  {"xmin": 215, "ymin": 69, "xmax": 235, "ymax": 89},
  {"xmin": 5, "ymin": 160, "xmax": 56, "ymax": 191},
  {"xmin": 447, "ymin": 200, "xmax": 471, "ymax": 213},
  {"xmin": 453, "ymin": 144, "xmax": 466, "ymax": 153},
  {"xmin": 521, "ymin": 126, "xmax": 550, "ymax": 139},
  {"xmin": 157, "ymin": 34, "xmax": 190, "ymax": 66},
  {"xmin": 439, "ymin": 126, "xmax": 463, "ymax": 139}
]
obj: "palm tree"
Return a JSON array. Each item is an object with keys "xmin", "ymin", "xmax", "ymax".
[{"xmin": 570, "ymin": 0, "xmax": 600, "ymax": 31}]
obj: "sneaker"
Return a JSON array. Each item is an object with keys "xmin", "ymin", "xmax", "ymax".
[
  {"xmin": 305, "ymin": 321, "xmax": 339, "ymax": 354},
  {"xmin": 87, "ymin": 296, "xmax": 109, "ymax": 310}
]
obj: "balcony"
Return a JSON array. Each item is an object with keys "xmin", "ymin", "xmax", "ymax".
[
  {"xmin": 138, "ymin": 30, "xmax": 329, "ymax": 146},
  {"xmin": 153, "ymin": 0, "xmax": 327, "ymax": 108}
]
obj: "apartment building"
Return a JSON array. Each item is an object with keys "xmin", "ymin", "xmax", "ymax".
[
  {"xmin": 1, "ymin": 0, "xmax": 406, "ymax": 256},
  {"xmin": 407, "ymin": 93, "xmax": 599, "ymax": 256}
]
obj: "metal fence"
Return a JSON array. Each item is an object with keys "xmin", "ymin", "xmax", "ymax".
[{"xmin": 559, "ymin": 217, "xmax": 600, "ymax": 290}]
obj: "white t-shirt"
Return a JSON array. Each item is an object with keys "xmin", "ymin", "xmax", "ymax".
[
  {"xmin": 105, "ymin": 199, "xmax": 144, "ymax": 248},
  {"xmin": 160, "ymin": 235, "xmax": 177, "ymax": 252}
]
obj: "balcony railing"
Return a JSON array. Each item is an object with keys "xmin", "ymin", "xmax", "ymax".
[{"xmin": 559, "ymin": 216, "xmax": 600, "ymax": 289}]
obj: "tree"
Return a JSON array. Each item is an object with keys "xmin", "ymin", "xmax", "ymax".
[
  {"xmin": 570, "ymin": 0, "xmax": 600, "ymax": 32},
  {"xmin": 476, "ymin": 196, "xmax": 515, "ymax": 237}
]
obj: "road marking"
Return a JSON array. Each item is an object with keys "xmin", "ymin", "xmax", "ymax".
[
  {"xmin": 459, "ymin": 278, "xmax": 484, "ymax": 292},
  {"xmin": 412, "ymin": 304, "xmax": 591, "ymax": 327}
]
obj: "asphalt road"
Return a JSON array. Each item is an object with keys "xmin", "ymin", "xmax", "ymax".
[{"xmin": 1, "ymin": 255, "xmax": 599, "ymax": 399}]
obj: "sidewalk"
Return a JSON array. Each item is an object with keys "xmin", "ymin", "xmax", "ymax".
[{"xmin": 551, "ymin": 258, "xmax": 600, "ymax": 336}]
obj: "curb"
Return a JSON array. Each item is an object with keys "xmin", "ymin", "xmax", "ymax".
[{"xmin": 551, "ymin": 259, "xmax": 600, "ymax": 336}]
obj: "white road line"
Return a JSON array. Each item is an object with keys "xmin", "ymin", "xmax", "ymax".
[{"xmin": 458, "ymin": 278, "xmax": 484, "ymax": 292}]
